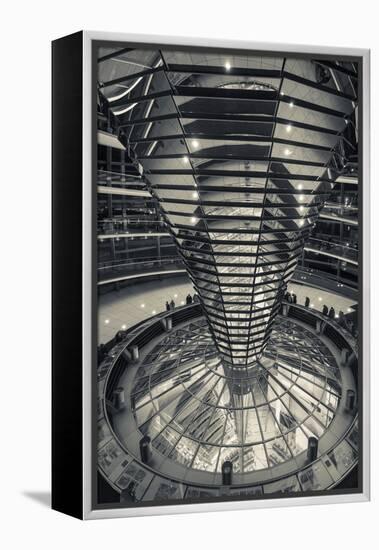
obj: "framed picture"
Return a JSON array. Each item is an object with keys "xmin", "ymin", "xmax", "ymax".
[{"xmin": 52, "ymin": 31, "xmax": 370, "ymax": 519}]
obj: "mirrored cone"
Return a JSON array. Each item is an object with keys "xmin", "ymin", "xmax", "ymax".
[{"xmin": 103, "ymin": 50, "xmax": 356, "ymax": 370}]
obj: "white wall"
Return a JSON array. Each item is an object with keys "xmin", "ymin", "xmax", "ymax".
[{"xmin": 1, "ymin": 1, "xmax": 377, "ymax": 549}]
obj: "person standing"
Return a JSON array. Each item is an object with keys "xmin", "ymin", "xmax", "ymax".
[
  {"xmin": 170, "ymin": 299, "xmax": 175, "ymax": 310},
  {"xmin": 166, "ymin": 301, "xmax": 170, "ymax": 311}
]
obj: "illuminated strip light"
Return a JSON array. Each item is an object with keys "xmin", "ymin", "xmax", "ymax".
[
  {"xmin": 334, "ymin": 175, "xmax": 358, "ymax": 185},
  {"xmin": 97, "ymin": 130, "xmax": 125, "ymax": 150},
  {"xmin": 110, "ymin": 58, "xmax": 151, "ymax": 69},
  {"xmin": 97, "ymin": 232, "xmax": 169, "ymax": 239},
  {"xmin": 141, "ymin": 60, "xmax": 162, "ymax": 147},
  {"xmin": 97, "ymin": 185, "xmax": 151, "ymax": 197},
  {"xmin": 146, "ymin": 141, "xmax": 158, "ymax": 156},
  {"xmin": 319, "ymin": 212, "xmax": 358, "ymax": 225},
  {"xmin": 303, "ymin": 245, "xmax": 358, "ymax": 266},
  {"xmin": 113, "ymin": 102, "xmax": 138, "ymax": 116},
  {"xmin": 108, "ymin": 76, "xmax": 143, "ymax": 102},
  {"xmin": 97, "ymin": 268, "xmax": 185, "ymax": 285}
]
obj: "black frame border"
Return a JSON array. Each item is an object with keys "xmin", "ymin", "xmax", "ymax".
[{"xmin": 52, "ymin": 30, "xmax": 84, "ymax": 519}]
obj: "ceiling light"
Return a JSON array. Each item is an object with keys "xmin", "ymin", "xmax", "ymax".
[
  {"xmin": 299, "ymin": 206, "xmax": 305, "ymax": 212},
  {"xmin": 181, "ymin": 301, "xmax": 185, "ymax": 305},
  {"xmin": 152, "ymin": 310, "xmax": 156, "ymax": 315},
  {"xmin": 140, "ymin": 304, "xmax": 145, "ymax": 308},
  {"xmin": 191, "ymin": 217, "xmax": 198, "ymax": 224},
  {"xmin": 174, "ymin": 294, "xmax": 178, "ymax": 298},
  {"xmin": 121, "ymin": 324, "xmax": 127, "ymax": 330},
  {"xmin": 192, "ymin": 140, "xmax": 199, "ymax": 149},
  {"xmin": 284, "ymin": 148, "xmax": 292, "ymax": 156},
  {"xmin": 286, "ymin": 124, "xmax": 292, "ymax": 132},
  {"xmin": 310, "ymin": 303, "xmax": 314, "ymax": 308},
  {"xmin": 104, "ymin": 319, "xmax": 110, "ymax": 325},
  {"xmin": 299, "ymin": 219, "xmax": 304, "ymax": 227},
  {"xmin": 318, "ymin": 297, "xmax": 322, "ymax": 301},
  {"xmin": 289, "ymin": 101, "xmax": 294, "ymax": 108},
  {"xmin": 192, "ymin": 191, "xmax": 199, "ymax": 199},
  {"xmin": 297, "ymin": 184, "xmax": 303, "ymax": 190},
  {"xmin": 183, "ymin": 155, "xmax": 189, "ymax": 163},
  {"xmin": 225, "ymin": 61, "xmax": 231, "ymax": 70},
  {"xmin": 299, "ymin": 194, "xmax": 304, "ymax": 200}
]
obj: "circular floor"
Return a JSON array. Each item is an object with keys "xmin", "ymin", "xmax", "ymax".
[{"xmin": 131, "ymin": 317, "xmax": 341, "ymax": 477}]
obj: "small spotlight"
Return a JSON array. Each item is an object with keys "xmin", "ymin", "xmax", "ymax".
[
  {"xmin": 192, "ymin": 191, "xmax": 199, "ymax": 199},
  {"xmin": 299, "ymin": 219, "xmax": 304, "ymax": 227},
  {"xmin": 152, "ymin": 310, "xmax": 156, "ymax": 315},
  {"xmin": 297, "ymin": 184, "xmax": 303, "ymax": 190},
  {"xmin": 174, "ymin": 294, "xmax": 178, "ymax": 298},
  {"xmin": 299, "ymin": 206, "xmax": 304, "ymax": 212},
  {"xmin": 225, "ymin": 61, "xmax": 231, "ymax": 71},
  {"xmin": 191, "ymin": 217, "xmax": 198, "ymax": 224},
  {"xmin": 192, "ymin": 140, "xmax": 199, "ymax": 149},
  {"xmin": 121, "ymin": 324, "xmax": 127, "ymax": 330},
  {"xmin": 140, "ymin": 304, "xmax": 145, "ymax": 308},
  {"xmin": 104, "ymin": 319, "xmax": 110, "ymax": 325},
  {"xmin": 284, "ymin": 148, "xmax": 292, "ymax": 156},
  {"xmin": 181, "ymin": 301, "xmax": 185, "ymax": 305},
  {"xmin": 348, "ymin": 307, "xmax": 352, "ymax": 313},
  {"xmin": 318, "ymin": 297, "xmax": 322, "ymax": 301},
  {"xmin": 183, "ymin": 155, "xmax": 189, "ymax": 163},
  {"xmin": 299, "ymin": 194, "xmax": 304, "ymax": 201},
  {"xmin": 310, "ymin": 303, "xmax": 314, "ymax": 308},
  {"xmin": 289, "ymin": 101, "xmax": 294, "ymax": 108},
  {"xmin": 286, "ymin": 124, "xmax": 292, "ymax": 132}
]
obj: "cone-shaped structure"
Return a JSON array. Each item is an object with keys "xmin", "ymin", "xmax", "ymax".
[{"xmin": 100, "ymin": 49, "xmax": 356, "ymax": 367}]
